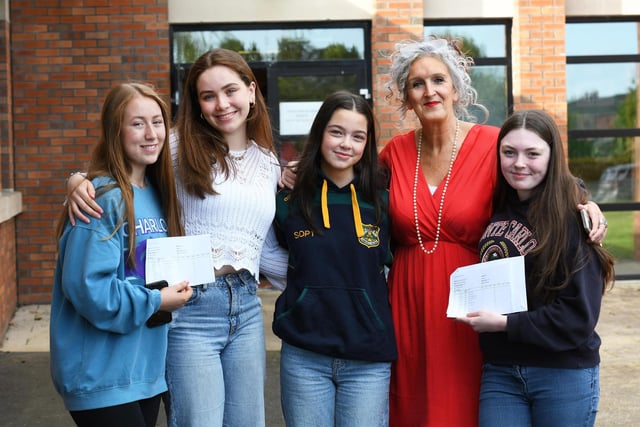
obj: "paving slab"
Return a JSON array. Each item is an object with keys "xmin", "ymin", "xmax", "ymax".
[{"xmin": 1, "ymin": 284, "xmax": 638, "ymax": 426}]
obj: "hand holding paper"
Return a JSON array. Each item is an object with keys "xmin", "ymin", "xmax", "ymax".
[{"xmin": 446, "ymin": 256, "xmax": 528, "ymax": 318}]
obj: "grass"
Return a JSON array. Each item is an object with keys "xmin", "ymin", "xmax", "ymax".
[{"xmin": 602, "ymin": 211, "xmax": 636, "ymax": 260}]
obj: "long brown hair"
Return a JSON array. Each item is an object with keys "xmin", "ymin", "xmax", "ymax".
[
  {"xmin": 291, "ymin": 91, "xmax": 385, "ymax": 232},
  {"xmin": 56, "ymin": 82, "xmax": 184, "ymax": 268},
  {"xmin": 493, "ymin": 109, "xmax": 615, "ymax": 300},
  {"xmin": 176, "ymin": 48, "xmax": 275, "ymax": 198}
]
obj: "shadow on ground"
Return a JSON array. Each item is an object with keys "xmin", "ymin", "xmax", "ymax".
[{"xmin": 0, "ymin": 350, "xmax": 284, "ymax": 427}]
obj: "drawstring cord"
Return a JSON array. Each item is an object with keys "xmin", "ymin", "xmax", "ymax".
[
  {"xmin": 350, "ymin": 183, "xmax": 364, "ymax": 238},
  {"xmin": 320, "ymin": 179, "xmax": 364, "ymax": 238}
]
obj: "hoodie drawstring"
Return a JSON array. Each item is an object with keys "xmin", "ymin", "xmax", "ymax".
[
  {"xmin": 350, "ymin": 184, "xmax": 364, "ymax": 238},
  {"xmin": 320, "ymin": 179, "xmax": 364, "ymax": 238},
  {"xmin": 321, "ymin": 179, "xmax": 330, "ymax": 229}
]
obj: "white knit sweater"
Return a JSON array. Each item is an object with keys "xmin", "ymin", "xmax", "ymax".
[{"xmin": 170, "ymin": 132, "xmax": 287, "ymax": 288}]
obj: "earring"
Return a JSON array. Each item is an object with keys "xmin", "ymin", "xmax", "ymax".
[{"xmin": 200, "ymin": 113, "xmax": 204, "ymax": 120}]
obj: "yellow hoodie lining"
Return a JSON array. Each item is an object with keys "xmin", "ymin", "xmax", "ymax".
[{"xmin": 320, "ymin": 179, "xmax": 364, "ymax": 238}]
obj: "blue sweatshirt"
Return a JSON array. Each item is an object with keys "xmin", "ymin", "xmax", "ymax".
[
  {"xmin": 477, "ymin": 196, "xmax": 604, "ymax": 369},
  {"xmin": 272, "ymin": 175, "xmax": 397, "ymax": 362},
  {"xmin": 50, "ymin": 177, "xmax": 169, "ymax": 411}
]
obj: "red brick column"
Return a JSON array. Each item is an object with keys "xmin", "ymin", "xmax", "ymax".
[
  {"xmin": 512, "ymin": 0, "xmax": 568, "ymax": 141},
  {"xmin": 372, "ymin": 0, "xmax": 424, "ymax": 146},
  {"xmin": 11, "ymin": 1, "xmax": 170, "ymax": 303}
]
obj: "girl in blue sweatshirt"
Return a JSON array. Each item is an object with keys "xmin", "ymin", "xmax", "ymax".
[
  {"xmin": 272, "ymin": 91, "xmax": 397, "ymax": 426},
  {"xmin": 458, "ymin": 109, "xmax": 615, "ymax": 427},
  {"xmin": 50, "ymin": 83, "xmax": 192, "ymax": 427}
]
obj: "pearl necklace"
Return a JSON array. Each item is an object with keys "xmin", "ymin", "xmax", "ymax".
[{"xmin": 412, "ymin": 119, "xmax": 460, "ymax": 254}]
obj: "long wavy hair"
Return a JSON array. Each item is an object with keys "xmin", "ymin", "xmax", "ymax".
[
  {"xmin": 176, "ymin": 48, "xmax": 275, "ymax": 198},
  {"xmin": 493, "ymin": 110, "xmax": 615, "ymax": 300},
  {"xmin": 56, "ymin": 82, "xmax": 184, "ymax": 269},
  {"xmin": 291, "ymin": 91, "xmax": 386, "ymax": 233}
]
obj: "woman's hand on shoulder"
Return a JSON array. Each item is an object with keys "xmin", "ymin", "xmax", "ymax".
[
  {"xmin": 579, "ymin": 201, "xmax": 607, "ymax": 244},
  {"xmin": 278, "ymin": 160, "xmax": 299, "ymax": 189}
]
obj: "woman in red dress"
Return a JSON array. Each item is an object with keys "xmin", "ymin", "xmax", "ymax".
[{"xmin": 379, "ymin": 37, "xmax": 607, "ymax": 426}]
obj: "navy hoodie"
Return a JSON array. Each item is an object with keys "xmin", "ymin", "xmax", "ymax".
[
  {"xmin": 272, "ymin": 175, "xmax": 397, "ymax": 362},
  {"xmin": 477, "ymin": 196, "xmax": 604, "ymax": 369}
]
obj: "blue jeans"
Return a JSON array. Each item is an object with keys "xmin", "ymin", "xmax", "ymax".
[
  {"xmin": 280, "ymin": 342, "xmax": 391, "ymax": 427},
  {"xmin": 165, "ymin": 270, "xmax": 265, "ymax": 427},
  {"xmin": 479, "ymin": 363, "xmax": 600, "ymax": 427}
]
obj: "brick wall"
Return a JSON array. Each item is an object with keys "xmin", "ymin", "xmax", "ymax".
[
  {"xmin": 0, "ymin": 9, "xmax": 17, "ymax": 338},
  {"xmin": 11, "ymin": 0, "xmax": 171, "ymax": 304},
  {"xmin": 372, "ymin": 0, "xmax": 424, "ymax": 145},
  {"xmin": 512, "ymin": 0, "xmax": 568, "ymax": 140},
  {"xmin": 0, "ymin": 219, "xmax": 17, "ymax": 338}
]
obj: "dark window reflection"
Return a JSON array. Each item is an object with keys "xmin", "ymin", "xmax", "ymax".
[
  {"xmin": 569, "ymin": 136, "xmax": 638, "ymax": 203},
  {"xmin": 173, "ymin": 28, "xmax": 365, "ymax": 63},
  {"xmin": 567, "ymin": 63, "xmax": 638, "ymax": 130}
]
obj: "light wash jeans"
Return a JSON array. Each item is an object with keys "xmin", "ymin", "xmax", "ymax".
[
  {"xmin": 165, "ymin": 270, "xmax": 265, "ymax": 427},
  {"xmin": 479, "ymin": 363, "xmax": 600, "ymax": 427},
  {"xmin": 279, "ymin": 341, "xmax": 391, "ymax": 427}
]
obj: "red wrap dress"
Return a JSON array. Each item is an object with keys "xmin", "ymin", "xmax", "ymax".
[{"xmin": 379, "ymin": 124, "xmax": 499, "ymax": 427}]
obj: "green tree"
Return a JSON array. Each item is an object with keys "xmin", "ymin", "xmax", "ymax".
[
  {"xmin": 612, "ymin": 86, "xmax": 637, "ymax": 162},
  {"xmin": 277, "ymin": 37, "xmax": 313, "ymax": 60},
  {"xmin": 614, "ymin": 86, "xmax": 637, "ymax": 129},
  {"xmin": 317, "ymin": 43, "xmax": 360, "ymax": 59},
  {"xmin": 219, "ymin": 37, "xmax": 244, "ymax": 53},
  {"xmin": 174, "ymin": 32, "xmax": 208, "ymax": 63},
  {"xmin": 243, "ymin": 42, "xmax": 263, "ymax": 62}
]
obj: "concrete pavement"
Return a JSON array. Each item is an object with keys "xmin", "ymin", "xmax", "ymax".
[
  {"xmin": 2, "ymin": 283, "xmax": 640, "ymax": 426},
  {"xmin": 0, "ymin": 288, "xmax": 285, "ymax": 427}
]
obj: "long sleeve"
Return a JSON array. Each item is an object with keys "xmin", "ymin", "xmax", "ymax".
[
  {"xmin": 259, "ymin": 224, "xmax": 288, "ymax": 290},
  {"xmin": 59, "ymin": 225, "xmax": 160, "ymax": 333},
  {"xmin": 507, "ymin": 242, "xmax": 603, "ymax": 352}
]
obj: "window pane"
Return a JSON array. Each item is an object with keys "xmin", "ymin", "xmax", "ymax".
[
  {"xmin": 278, "ymin": 74, "xmax": 358, "ymax": 135},
  {"xmin": 423, "ymin": 25, "xmax": 506, "ymax": 57},
  {"xmin": 567, "ymin": 63, "xmax": 639, "ymax": 130},
  {"xmin": 470, "ymin": 66, "xmax": 507, "ymax": 126},
  {"xmin": 173, "ymin": 28, "xmax": 365, "ymax": 62},
  {"xmin": 567, "ymin": 22, "xmax": 639, "ymax": 56},
  {"xmin": 569, "ymin": 137, "xmax": 638, "ymax": 202}
]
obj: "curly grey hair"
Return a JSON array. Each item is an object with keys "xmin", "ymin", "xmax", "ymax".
[{"xmin": 385, "ymin": 36, "xmax": 486, "ymax": 122}]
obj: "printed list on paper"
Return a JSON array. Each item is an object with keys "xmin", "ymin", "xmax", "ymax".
[
  {"xmin": 145, "ymin": 235, "xmax": 215, "ymax": 286},
  {"xmin": 446, "ymin": 256, "xmax": 528, "ymax": 318}
]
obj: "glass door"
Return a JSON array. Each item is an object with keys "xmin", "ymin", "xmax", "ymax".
[{"xmin": 263, "ymin": 61, "xmax": 370, "ymax": 162}]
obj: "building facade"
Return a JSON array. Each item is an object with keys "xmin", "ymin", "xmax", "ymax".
[{"xmin": 1, "ymin": 0, "xmax": 639, "ymax": 338}]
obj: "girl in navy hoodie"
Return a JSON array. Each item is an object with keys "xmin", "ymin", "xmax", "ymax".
[
  {"xmin": 458, "ymin": 109, "xmax": 615, "ymax": 427},
  {"xmin": 273, "ymin": 91, "xmax": 397, "ymax": 426}
]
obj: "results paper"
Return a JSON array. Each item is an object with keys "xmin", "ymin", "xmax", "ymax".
[
  {"xmin": 446, "ymin": 256, "xmax": 527, "ymax": 318},
  {"xmin": 145, "ymin": 235, "xmax": 215, "ymax": 286}
]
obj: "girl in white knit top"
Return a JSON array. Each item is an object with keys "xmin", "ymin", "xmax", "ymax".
[{"xmin": 66, "ymin": 49, "xmax": 287, "ymax": 427}]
